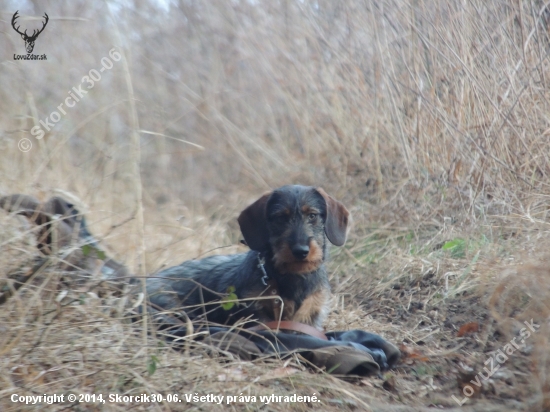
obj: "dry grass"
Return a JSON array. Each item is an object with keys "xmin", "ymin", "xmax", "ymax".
[{"xmin": 2, "ymin": 0, "xmax": 550, "ymax": 410}]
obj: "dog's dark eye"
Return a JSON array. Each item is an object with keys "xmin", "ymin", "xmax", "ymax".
[{"xmin": 308, "ymin": 213, "xmax": 317, "ymax": 221}]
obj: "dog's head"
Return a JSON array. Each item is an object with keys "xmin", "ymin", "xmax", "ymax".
[{"xmin": 238, "ymin": 185, "xmax": 350, "ymax": 274}]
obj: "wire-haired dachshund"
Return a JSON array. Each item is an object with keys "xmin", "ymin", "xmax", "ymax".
[{"xmin": 146, "ymin": 185, "xmax": 350, "ymax": 330}]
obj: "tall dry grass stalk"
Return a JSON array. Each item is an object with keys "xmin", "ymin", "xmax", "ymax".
[{"xmin": 107, "ymin": 1, "xmax": 150, "ymax": 355}]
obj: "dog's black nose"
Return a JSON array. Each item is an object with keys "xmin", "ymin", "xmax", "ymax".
[{"xmin": 291, "ymin": 245, "xmax": 309, "ymax": 260}]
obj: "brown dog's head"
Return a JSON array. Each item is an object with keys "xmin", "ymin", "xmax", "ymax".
[
  {"xmin": 237, "ymin": 185, "xmax": 350, "ymax": 274},
  {"xmin": 0, "ymin": 194, "xmax": 82, "ymax": 254}
]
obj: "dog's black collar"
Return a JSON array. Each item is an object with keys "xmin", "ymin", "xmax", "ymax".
[{"xmin": 257, "ymin": 252, "xmax": 269, "ymax": 286}]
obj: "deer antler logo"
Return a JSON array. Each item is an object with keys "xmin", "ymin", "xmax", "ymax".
[{"xmin": 12, "ymin": 11, "xmax": 49, "ymax": 54}]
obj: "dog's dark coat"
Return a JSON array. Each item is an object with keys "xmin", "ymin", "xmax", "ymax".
[{"xmin": 146, "ymin": 185, "xmax": 350, "ymax": 329}]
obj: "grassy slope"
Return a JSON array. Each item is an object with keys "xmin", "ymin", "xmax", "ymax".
[{"xmin": 1, "ymin": 0, "xmax": 550, "ymax": 410}]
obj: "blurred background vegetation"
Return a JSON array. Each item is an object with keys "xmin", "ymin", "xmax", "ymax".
[
  {"xmin": 4, "ymin": 0, "xmax": 549, "ymax": 218},
  {"xmin": 4, "ymin": 0, "xmax": 550, "ymax": 274}
]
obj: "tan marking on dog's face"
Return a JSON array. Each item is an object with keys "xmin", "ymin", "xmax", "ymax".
[
  {"xmin": 291, "ymin": 287, "xmax": 330, "ymax": 328},
  {"xmin": 272, "ymin": 239, "xmax": 323, "ymax": 274},
  {"xmin": 273, "ymin": 208, "xmax": 290, "ymax": 218},
  {"xmin": 301, "ymin": 205, "xmax": 321, "ymax": 215}
]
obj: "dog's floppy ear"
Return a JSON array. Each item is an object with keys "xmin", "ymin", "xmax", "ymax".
[
  {"xmin": 316, "ymin": 188, "xmax": 350, "ymax": 246},
  {"xmin": 0, "ymin": 194, "xmax": 41, "ymax": 218},
  {"xmin": 0, "ymin": 194, "xmax": 76, "ymax": 253},
  {"xmin": 237, "ymin": 192, "xmax": 271, "ymax": 251}
]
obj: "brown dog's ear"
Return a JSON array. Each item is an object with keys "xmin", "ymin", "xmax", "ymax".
[
  {"xmin": 0, "ymin": 194, "xmax": 76, "ymax": 253},
  {"xmin": 316, "ymin": 188, "xmax": 350, "ymax": 246},
  {"xmin": 0, "ymin": 194, "xmax": 51, "ymax": 229},
  {"xmin": 0, "ymin": 194, "xmax": 41, "ymax": 217},
  {"xmin": 237, "ymin": 192, "xmax": 271, "ymax": 251}
]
